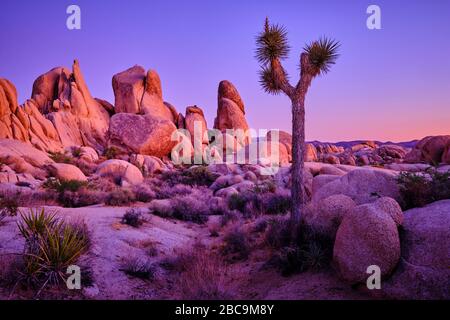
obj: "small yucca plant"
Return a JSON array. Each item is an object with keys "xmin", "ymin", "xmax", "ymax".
[{"xmin": 16, "ymin": 208, "xmax": 89, "ymax": 293}]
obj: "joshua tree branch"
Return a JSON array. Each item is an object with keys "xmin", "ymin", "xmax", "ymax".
[{"xmin": 270, "ymin": 59, "xmax": 295, "ymax": 97}]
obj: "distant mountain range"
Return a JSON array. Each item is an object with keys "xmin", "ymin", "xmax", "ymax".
[{"xmin": 308, "ymin": 139, "xmax": 419, "ymax": 149}]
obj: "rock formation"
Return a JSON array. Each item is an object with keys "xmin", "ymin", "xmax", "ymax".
[
  {"xmin": 213, "ymin": 80, "xmax": 250, "ymax": 143},
  {"xmin": 405, "ymin": 135, "xmax": 450, "ymax": 164}
]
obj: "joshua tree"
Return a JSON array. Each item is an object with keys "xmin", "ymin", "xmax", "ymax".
[{"xmin": 256, "ymin": 18, "xmax": 340, "ymax": 223}]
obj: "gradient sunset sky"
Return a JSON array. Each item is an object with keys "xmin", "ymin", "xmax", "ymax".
[{"xmin": 1, "ymin": 0, "xmax": 449, "ymax": 142}]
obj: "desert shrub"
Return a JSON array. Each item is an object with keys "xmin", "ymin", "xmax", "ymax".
[
  {"xmin": 263, "ymin": 192, "xmax": 291, "ymax": 215},
  {"xmin": 182, "ymin": 166, "xmax": 219, "ymax": 187},
  {"xmin": 254, "ymin": 179, "xmax": 277, "ymax": 193},
  {"xmin": 154, "ymin": 183, "xmax": 193, "ymax": 199},
  {"xmin": 174, "ymin": 243, "xmax": 233, "ymax": 299},
  {"xmin": 58, "ymin": 189, "xmax": 105, "ymax": 208},
  {"xmin": 73, "ymin": 158, "xmax": 97, "ymax": 176},
  {"xmin": 264, "ymin": 218, "xmax": 333, "ymax": 276},
  {"xmin": 227, "ymin": 188, "xmax": 290, "ymax": 217},
  {"xmin": 105, "ymin": 189, "xmax": 136, "ymax": 206},
  {"xmin": 120, "ymin": 256, "xmax": 155, "ymax": 280},
  {"xmin": 152, "ymin": 188, "xmax": 225, "ymax": 224},
  {"xmin": 220, "ymin": 210, "xmax": 240, "ymax": 227},
  {"xmin": 228, "ymin": 193, "xmax": 248, "ymax": 213},
  {"xmin": 16, "ymin": 208, "xmax": 89, "ymax": 291},
  {"xmin": 252, "ymin": 217, "xmax": 268, "ymax": 233},
  {"xmin": 122, "ymin": 208, "xmax": 144, "ymax": 228},
  {"xmin": 397, "ymin": 169, "xmax": 450, "ymax": 209},
  {"xmin": 71, "ymin": 147, "xmax": 82, "ymax": 158},
  {"xmin": 103, "ymin": 146, "xmax": 119, "ymax": 160},
  {"xmin": 43, "ymin": 178, "xmax": 103, "ymax": 207},
  {"xmin": 0, "ymin": 196, "xmax": 19, "ymax": 223},
  {"xmin": 161, "ymin": 166, "xmax": 219, "ymax": 187},
  {"xmin": 221, "ymin": 228, "xmax": 250, "ymax": 261},
  {"xmin": 132, "ymin": 184, "xmax": 156, "ymax": 202},
  {"xmin": 48, "ymin": 151, "xmax": 73, "ymax": 164},
  {"xmin": 43, "ymin": 178, "xmax": 87, "ymax": 193},
  {"xmin": 171, "ymin": 197, "xmax": 209, "ymax": 224}
]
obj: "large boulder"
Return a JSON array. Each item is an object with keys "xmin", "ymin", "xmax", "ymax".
[
  {"xmin": 96, "ymin": 159, "xmax": 143, "ymax": 186},
  {"xmin": 267, "ymin": 130, "xmax": 292, "ymax": 160},
  {"xmin": 333, "ymin": 199, "xmax": 401, "ymax": 283},
  {"xmin": 213, "ymin": 80, "xmax": 250, "ymax": 144},
  {"xmin": 442, "ymin": 141, "xmax": 450, "ymax": 164},
  {"xmin": 48, "ymin": 163, "xmax": 87, "ymax": 182},
  {"xmin": 312, "ymin": 168, "xmax": 400, "ymax": 205},
  {"xmin": 405, "ymin": 135, "xmax": 450, "ymax": 164},
  {"xmin": 0, "ymin": 139, "xmax": 53, "ymax": 179},
  {"xmin": 305, "ymin": 194, "xmax": 356, "ymax": 237},
  {"xmin": 108, "ymin": 113, "xmax": 177, "ymax": 157},
  {"xmin": 112, "ymin": 66, "xmax": 174, "ymax": 122},
  {"xmin": 130, "ymin": 154, "xmax": 165, "ymax": 176},
  {"xmin": 382, "ymin": 200, "xmax": 450, "ymax": 299},
  {"xmin": 184, "ymin": 106, "xmax": 208, "ymax": 146}
]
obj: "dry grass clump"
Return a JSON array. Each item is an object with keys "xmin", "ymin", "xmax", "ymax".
[
  {"xmin": 264, "ymin": 217, "xmax": 334, "ymax": 276},
  {"xmin": 221, "ymin": 227, "xmax": 250, "ymax": 261},
  {"xmin": 121, "ymin": 208, "xmax": 145, "ymax": 228},
  {"xmin": 120, "ymin": 256, "xmax": 156, "ymax": 280},
  {"xmin": 170, "ymin": 243, "xmax": 233, "ymax": 300}
]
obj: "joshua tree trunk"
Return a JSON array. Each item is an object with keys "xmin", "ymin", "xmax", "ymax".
[
  {"xmin": 290, "ymin": 97, "xmax": 305, "ymax": 223},
  {"xmin": 290, "ymin": 70, "xmax": 313, "ymax": 223}
]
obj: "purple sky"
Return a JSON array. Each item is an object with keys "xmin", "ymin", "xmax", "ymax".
[{"xmin": 1, "ymin": 0, "xmax": 449, "ymax": 142}]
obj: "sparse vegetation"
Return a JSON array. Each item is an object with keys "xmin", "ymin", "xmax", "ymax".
[
  {"xmin": 103, "ymin": 146, "xmax": 119, "ymax": 160},
  {"xmin": 105, "ymin": 189, "xmax": 136, "ymax": 206},
  {"xmin": 264, "ymin": 217, "xmax": 334, "ymax": 276},
  {"xmin": 48, "ymin": 151, "xmax": 73, "ymax": 164},
  {"xmin": 397, "ymin": 169, "xmax": 450, "ymax": 210},
  {"xmin": 221, "ymin": 228, "xmax": 250, "ymax": 261},
  {"xmin": 173, "ymin": 243, "xmax": 233, "ymax": 299},
  {"xmin": 161, "ymin": 166, "xmax": 219, "ymax": 187},
  {"xmin": 120, "ymin": 256, "xmax": 155, "ymax": 280},
  {"xmin": 121, "ymin": 208, "xmax": 144, "ymax": 228},
  {"xmin": 0, "ymin": 196, "xmax": 19, "ymax": 223}
]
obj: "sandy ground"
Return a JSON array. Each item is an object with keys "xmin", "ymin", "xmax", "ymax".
[{"xmin": 0, "ymin": 205, "xmax": 370, "ymax": 300}]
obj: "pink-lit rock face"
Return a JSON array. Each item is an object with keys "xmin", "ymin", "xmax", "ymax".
[
  {"xmin": 333, "ymin": 201, "xmax": 401, "ymax": 284},
  {"xmin": 108, "ymin": 113, "xmax": 177, "ymax": 157},
  {"xmin": 405, "ymin": 135, "xmax": 450, "ymax": 164}
]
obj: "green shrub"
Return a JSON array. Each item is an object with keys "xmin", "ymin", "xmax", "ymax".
[
  {"xmin": 48, "ymin": 151, "xmax": 73, "ymax": 164},
  {"xmin": 397, "ymin": 169, "xmax": 450, "ymax": 210},
  {"xmin": 43, "ymin": 178, "xmax": 87, "ymax": 193},
  {"xmin": 161, "ymin": 166, "xmax": 219, "ymax": 187},
  {"xmin": 103, "ymin": 146, "xmax": 119, "ymax": 159}
]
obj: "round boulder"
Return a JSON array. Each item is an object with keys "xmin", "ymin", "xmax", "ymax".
[{"xmin": 333, "ymin": 202, "xmax": 401, "ymax": 284}]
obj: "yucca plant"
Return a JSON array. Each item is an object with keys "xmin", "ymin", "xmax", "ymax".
[
  {"xmin": 256, "ymin": 18, "xmax": 340, "ymax": 223},
  {"xmin": 16, "ymin": 208, "xmax": 89, "ymax": 294}
]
